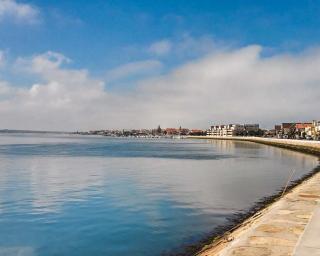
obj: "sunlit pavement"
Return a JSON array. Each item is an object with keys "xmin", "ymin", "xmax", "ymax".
[
  {"xmin": 198, "ymin": 172, "xmax": 320, "ymax": 256},
  {"xmin": 294, "ymin": 201, "xmax": 320, "ymax": 256}
]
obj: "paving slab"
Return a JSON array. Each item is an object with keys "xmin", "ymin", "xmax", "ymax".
[
  {"xmin": 197, "ymin": 172, "xmax": 320, "ymax": 256},
  {"xmin": 294, "ymin": 201, "xmax": 320, "ymax": 256}
]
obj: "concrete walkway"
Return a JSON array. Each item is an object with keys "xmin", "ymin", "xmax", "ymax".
[
  {"xmin": 294, "ymin": 201, "xmax": 320, "ymax": 256},
  {"xmin": 197, "ymin": 171, "xmax": 320, "ymax": 256}
]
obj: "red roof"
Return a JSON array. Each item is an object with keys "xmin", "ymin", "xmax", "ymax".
[
  {"xmin": 296, "ymin": 123, "xmax": 312, "ymax": 129},
  {"xmin": 282, "ymin": 123, "xmax": 295, "ymax": 129},
  {"xmin": 165, "ymin": 128, "xmax": 178, "ymax": 132},
  {"xmin": 191, "ymin": 129, "xmax": 203, "ymax": 132}
]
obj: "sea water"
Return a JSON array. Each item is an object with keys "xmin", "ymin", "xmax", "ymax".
[{"xmin": 0, "ymin": 133, "xmax": 318, "ymax": 256}]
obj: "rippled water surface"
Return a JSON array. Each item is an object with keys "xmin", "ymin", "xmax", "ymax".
[{"xmin": 0, "ymin": 133, "xmax": 318, "ymax": 256}]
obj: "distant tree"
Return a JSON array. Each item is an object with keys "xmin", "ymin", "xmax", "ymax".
[{"xmin": 157, "ymin": 125, "xmax": 162, "ymax": 134}]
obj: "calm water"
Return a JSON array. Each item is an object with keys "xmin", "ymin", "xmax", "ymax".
[{"xmin": 0, "ymin": 134, "xmax": 318, "ymax": 256}]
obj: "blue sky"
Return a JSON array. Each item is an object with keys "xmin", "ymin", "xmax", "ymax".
[
  {"xmin": 2, "ymin": 0, "xmax": 320, "ymax": 74},
  {"xmin": 0, "ymin": 0, "xmax": 320, "ymax": 130}
]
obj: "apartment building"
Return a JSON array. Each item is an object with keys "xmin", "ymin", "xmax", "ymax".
[
  {"xmin": 207, "ymin": 124, "xmax": 246, "ymax": 137},
  {"xmin": 295, "ymin": 123, "xmax": 312, "ymax": 137},
  {"xmin": 274, "ymin": 121, "xmax": 319, "ymax": 139},
  {"xmin": 312, "ymin": 120, "xmax": 320, "ymax": 139},
  {"xmin": 244, "ymin": 124, "xmax": 260, "ymax": 135}
]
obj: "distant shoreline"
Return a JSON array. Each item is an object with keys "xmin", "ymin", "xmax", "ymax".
[
  {"xmin": 0, "ymin": 129, "xmax": 68, "ymax": 134},
  {"xmin": 188, "ymin": 136, "xmax": 320, "ymax": 156}
]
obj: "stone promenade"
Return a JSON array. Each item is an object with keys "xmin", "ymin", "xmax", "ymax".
[{"xmin": 197, "ymin": 171, "xmax": 320, "ymax": 256}]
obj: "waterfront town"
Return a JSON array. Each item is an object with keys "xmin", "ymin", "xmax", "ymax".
[
  {"xmin": 76, "ymin": 120, "xmax": 320, "ymax": 140},
  {"xmin": 75, "ymin": 126, "xmax": 206, "ymax": 137},
  {"xmin": 206, "ymin": 120, "xmax": 320, "ymax": 140}
]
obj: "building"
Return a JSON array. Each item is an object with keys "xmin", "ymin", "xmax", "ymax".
[
  {"xmin": 165, "ymin": 128, "xmax": 179, "ymax": 135},
  {"xmin": 264, "ymin": 129, "xmax": 276, "ymax": 137},
  {"xmin": 207, "ymin": 124, "xmax": 246, "ymax": 137},
  {"xmin": 274, "ymin": 125, "xmax": 281, "ymax": 131},
  {"xmin": 282, "ymin": 123, "xmax": 296, "ymax": 135},
  {"xmin": 180, "ymin": 128, "xmax": 190, "ymax": 135},
  {"xmin": 244, "ymin": 124, "xmax": 260, "ymax": 135},
  {"xmin": 274, "ymin": 125, "xmax": 282, "ymax": 136},
  {"xmin": 275, "ymin": 123, "xmax": 296, "ymax": 138},
  {"xmin": 312, "ymin": 120, "xmax": 320, "ymax": 139},
  {"xmin": 165, "ymin": 127, "xmax": 189, "ymax": 135},
  {"xmin": 244, "ymin": 124, "xmax": 259, "ymax": 132},
  {"xmin": 274, "ymin": 122, "xmax": 318, "ymax": 139},
  {"xmin": 295, "ymin": 123, "xmax": 312, "ymax": 138},
  {"xmin": 189, "ymin": 129, "xmax": 205, "ymax": 136},
  {"xmin": 295, "ymin": 123, "xmax": 312, "ymax": 130}
]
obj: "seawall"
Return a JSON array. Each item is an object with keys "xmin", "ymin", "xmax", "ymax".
[
  {"xmin": 196, "ymin": 171, "xmax": 320, "ymax": 256},
  {"xmin": 187, "ymin": 136, "xmax": 320, "ymax": 156},
  {"xmin": 185, "ymin": 136, "xmax": 320, "ymax": 256}
]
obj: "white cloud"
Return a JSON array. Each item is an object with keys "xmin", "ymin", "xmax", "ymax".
[
  {"xmin": 175, "ymin": 34, "xmax": 217, "ymax": 57},
  {"xmin": 148, "ymin": 39, "xmax": 172, "ymax": 56},
  {"xmin": 15, "ymin": 51, "xmax": 72, "ymax": 79},
  {"xmin": 0, "ymin": 51, "xmax": 5, "ymax": 67},
  {"xmin": 105, "ymin": 59, "xmax": 163, "ymax": 82},
  {"xmin": 147, "ymin": 34, "xmax": 220, "ymax": 60},
  {"xmin": 0, "ymin": 0, "xmax": 39, "ymax": 24},
  {"xmin": 0, "ymin": 81, "xmax": 11, "ymax": 95},
  {"xmin": 0, "ymin": 46, "xmax": 320, "ymax": 131}
]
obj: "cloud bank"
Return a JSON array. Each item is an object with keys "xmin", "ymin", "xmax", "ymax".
[{"xmin": 0, "ymin": 45, "xmax": 320, "ymax": 131}]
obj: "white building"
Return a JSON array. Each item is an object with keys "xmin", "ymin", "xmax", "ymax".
[
  {"xmin": 207, "ymin": 124, "xmax": 245, "ymax": 137},
  {"xmin": 207, "ymin": 123, "xmax": 261, "ymax": 137},
  {"xmin": 313, "ymin": 120, "xmax": 320, "ymax": 139}
]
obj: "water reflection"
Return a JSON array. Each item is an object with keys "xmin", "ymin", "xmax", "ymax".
[{"xmin": 0, "ymin": 134, "xmax": 318, "ymax": 256}]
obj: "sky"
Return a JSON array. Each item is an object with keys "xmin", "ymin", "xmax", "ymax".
[{"xmin": 0, "ymin": 0, "xmax": 319, "ymax": 131}]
